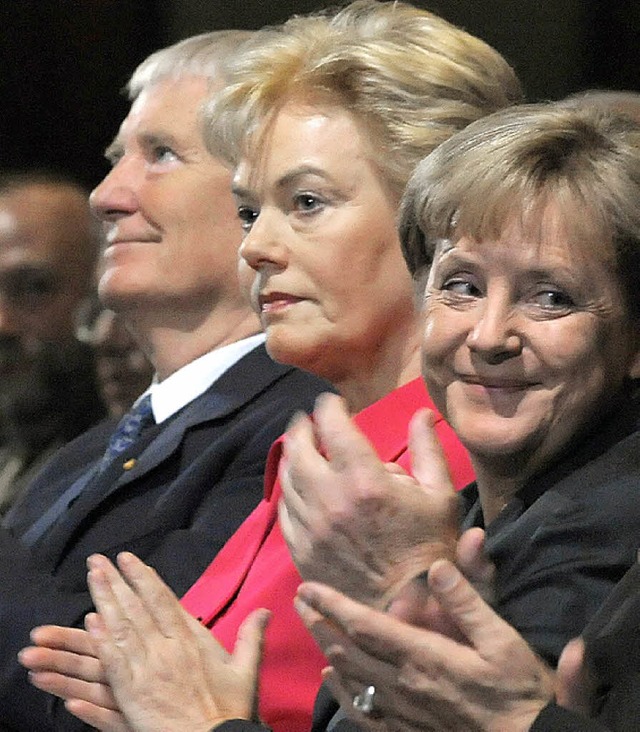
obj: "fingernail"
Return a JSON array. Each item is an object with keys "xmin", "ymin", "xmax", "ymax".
[
  {"xmin": 428, "ymin": 559, "xmax": 459, "ymax": 591},
  {"xmin": 294, "ymin": 596, "xmax": 310, "ymax": 615}
]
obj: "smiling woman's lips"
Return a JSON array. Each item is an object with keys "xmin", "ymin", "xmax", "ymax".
[{"xmin": 459, "ymin": 375, "xmax": 535, "ymax": 390}]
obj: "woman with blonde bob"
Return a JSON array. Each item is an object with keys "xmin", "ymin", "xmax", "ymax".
[{"xmin": 19, "ymin": 2, "xmax": 521, "ymax": 731}]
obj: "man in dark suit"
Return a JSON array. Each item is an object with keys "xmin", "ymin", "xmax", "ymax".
[{"xmin": 0, "ymin": 30, "xmax": 328, "ymax": 731}]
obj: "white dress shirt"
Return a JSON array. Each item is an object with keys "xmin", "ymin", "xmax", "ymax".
[{"xmin": 141, "ymin": 333, "xmax": 266, "ymax": 424}]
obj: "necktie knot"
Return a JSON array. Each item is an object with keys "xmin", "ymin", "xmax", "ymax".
[{"xmin": 100, "ymin": 394, "xmax": 155, "ymax": 471}]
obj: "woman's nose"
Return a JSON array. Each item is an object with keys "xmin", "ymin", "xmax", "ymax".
[
  {"xmin": 239, "ymin": 210, "xmax": 288, "ymax": 272},
  {"xmin": 466, "ymin": 295, "xmax": 522, "ymax": 362}
]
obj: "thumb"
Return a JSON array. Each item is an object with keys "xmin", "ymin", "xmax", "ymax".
[
  {"xmin": 408, "ymin": 409, "xmax": 455, "ymax": 497},
  {"xmin": 233, "ymin": 609, "xmax": 271, "ymax": 720},
  {"xmin": 427, "ymin": 558, "xmax": 510, "ymax": 651},
  {"xmin": 556, "ymin": 637, "xmax": 594, "ymax": 714}
]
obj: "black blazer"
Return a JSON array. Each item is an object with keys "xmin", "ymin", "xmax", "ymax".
[
  {"xmin": 0, "ymin": 344, "xmax": 331, "ymax": 731},
  {"xmin": 531, "ymin": 562, "xmax": 640, "ymax": 732}
]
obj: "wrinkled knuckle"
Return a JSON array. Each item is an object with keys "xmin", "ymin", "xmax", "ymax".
[
  {"xmin": 397, "ymin": 661, "xmax": 432, "ymax": 694},
  {"xmin": 111, "ymin": 620, "xmax": 134, "ymax": 646}
]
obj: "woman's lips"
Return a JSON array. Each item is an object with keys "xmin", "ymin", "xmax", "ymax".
[{"xmin": 259, "ymin": 292, "xmax": 305, "ymax": 313}]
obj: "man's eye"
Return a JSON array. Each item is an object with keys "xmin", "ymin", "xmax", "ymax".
[{"xmin": 152, "ymin": 146, "xmax": 178, "ymax": 164}]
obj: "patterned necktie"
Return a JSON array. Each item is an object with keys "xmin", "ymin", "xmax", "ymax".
[{"xmin": 99, "ymin": 394, "xmax": 155, "ymax": 471}]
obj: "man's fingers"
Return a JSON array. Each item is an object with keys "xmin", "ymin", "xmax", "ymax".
[
  {"xmin": 19, "ymin": 645, "xmax": 105, "ymax": 682},
  {"xmin": 29, "ymin": 625, "xmax": 97, "ymax": 657},
  {"xmin": 87, "ymin": 555, "xmax": 148, "ymax": 650},
  {"xmin": 29, "ymin": 670, "xmax": 117, "ymax": 709},
  {"xmin": 115, "ymin": 552, "xmax": 190, "ymax": 638},
  {"xmin": 64, "ymin": 698, "xmax": 131, "ymax": 732}
]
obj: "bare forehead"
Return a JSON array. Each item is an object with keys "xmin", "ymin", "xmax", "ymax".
[
  {"xmin": 0, "ymin": 184, "xmax": 91, "ymax": 263},
  {"xmin": 233, "ymin": 101, "xmax": 377, "ymax": 193},
  {"xmin": 122, "ymin": 76, "xmax": 209, "ymax": 131}
]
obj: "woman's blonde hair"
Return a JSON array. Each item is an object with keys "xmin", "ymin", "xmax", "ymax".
[
  {"xmin": 399, "ymin": 102, "xmax": 640, "ymax": 317},
  {"xmin": 204, "ymin": 0, "xmax": 522, "ymax": 199}
]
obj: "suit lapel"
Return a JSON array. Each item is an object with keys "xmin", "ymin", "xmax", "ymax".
[{"xmin": 32, "ymin": 345, "xmax": 293, "ymax": 568}]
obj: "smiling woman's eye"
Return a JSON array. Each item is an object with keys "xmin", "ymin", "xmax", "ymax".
[
  {"xmin": 441, "ymin": 275, "xmax": 481, "ymax": 297},
  {"xmin": 237, "ymin": 205, "xmax": 259, "ymax": 232},
  {"xmin": 532, "ymin": 288, "xmax": 575, "ymax": 309}
]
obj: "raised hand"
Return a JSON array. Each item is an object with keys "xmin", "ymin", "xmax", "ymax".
[
  {"xmin": 78, "ymin": 552, "xmax": 269, "ymax": 732},
  {"xmin": 279, "ymin": 393, "xmax": 460, "ymax": 609},
  {"xmin": 295, "ymin": 559, "xmax": 555, "ymax": 732}
]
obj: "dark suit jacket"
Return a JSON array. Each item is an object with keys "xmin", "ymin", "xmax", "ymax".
[{"xmin": 0, "ymin": 344, "xmax": 331, "ymax": 731}]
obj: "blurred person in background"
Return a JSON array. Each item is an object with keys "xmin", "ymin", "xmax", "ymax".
[
  {"xmin": 0, "ymin": 170, "xmax": 106, "ymax": 514},
  {"xmin": 76, "ymin": 296, "xmax": 153, "ymax": 419}
]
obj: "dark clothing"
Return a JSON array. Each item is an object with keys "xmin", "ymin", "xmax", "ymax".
[
  {"xmin": 531, "ymin": 561, "xmax": 640, "ymax": 732},
  {"xmin": 0, "ymin": 344, "xmax": 330, "ymax": 731},
  {"xmin": 530, "ymin": 704, "xmax": 610, "ymax": 731},
  {"xmin": 0, "ymin": 339, "xmax": 107, "ymax": 515},
  {"xmin": 461, "ymin": 386, "xmax": 640, "ymax": 665}
]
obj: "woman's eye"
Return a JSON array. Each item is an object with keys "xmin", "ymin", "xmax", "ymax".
[
  {"xmin": 237, "ymin": 206, "xmax": 258, "ymax": 232},
  {"xmin": 293, "ymin": 193, "xmax": 323, "ymax": 213},
  {"xmin": 441, "ymin": 276, "xmax": 480, "ymax": 297},
  {"xmin": 532, "ymin": 288, "xmax": 575, "ymax": 309}
]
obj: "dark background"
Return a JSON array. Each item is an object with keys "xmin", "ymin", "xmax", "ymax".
[{"xmin": 0, "ymin": 0, "xmax": 637, "ymax": 190}]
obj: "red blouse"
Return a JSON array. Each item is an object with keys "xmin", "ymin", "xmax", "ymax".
[{"xmin": 181, "ymin": 379, "xmax": 474, "ymax": 732}]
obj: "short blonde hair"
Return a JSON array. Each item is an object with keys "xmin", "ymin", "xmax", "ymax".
[
  {"xmin": 204, "ymin": 0, "xmax": 522, "ymax": 199},
  {"xmin": 126, "ymin": 30, "xmax": 253, "ymax": 99},
  {"xmin": 399, "ymin": 102, "xmax": 640, "ymax": 317}
]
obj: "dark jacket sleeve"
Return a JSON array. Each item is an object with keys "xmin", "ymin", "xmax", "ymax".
[
  {"xmin": 214, "ymin": 722, "xmax": 272, "ymax": 732},
  {"xmin": 530, "ymin": 703, "xmax": 610, "ymax": 732}
]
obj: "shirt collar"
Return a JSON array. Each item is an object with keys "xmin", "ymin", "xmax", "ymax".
[{"xmin": 143, "ymin": 333, "xmax": 265, "ymax": 424}]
